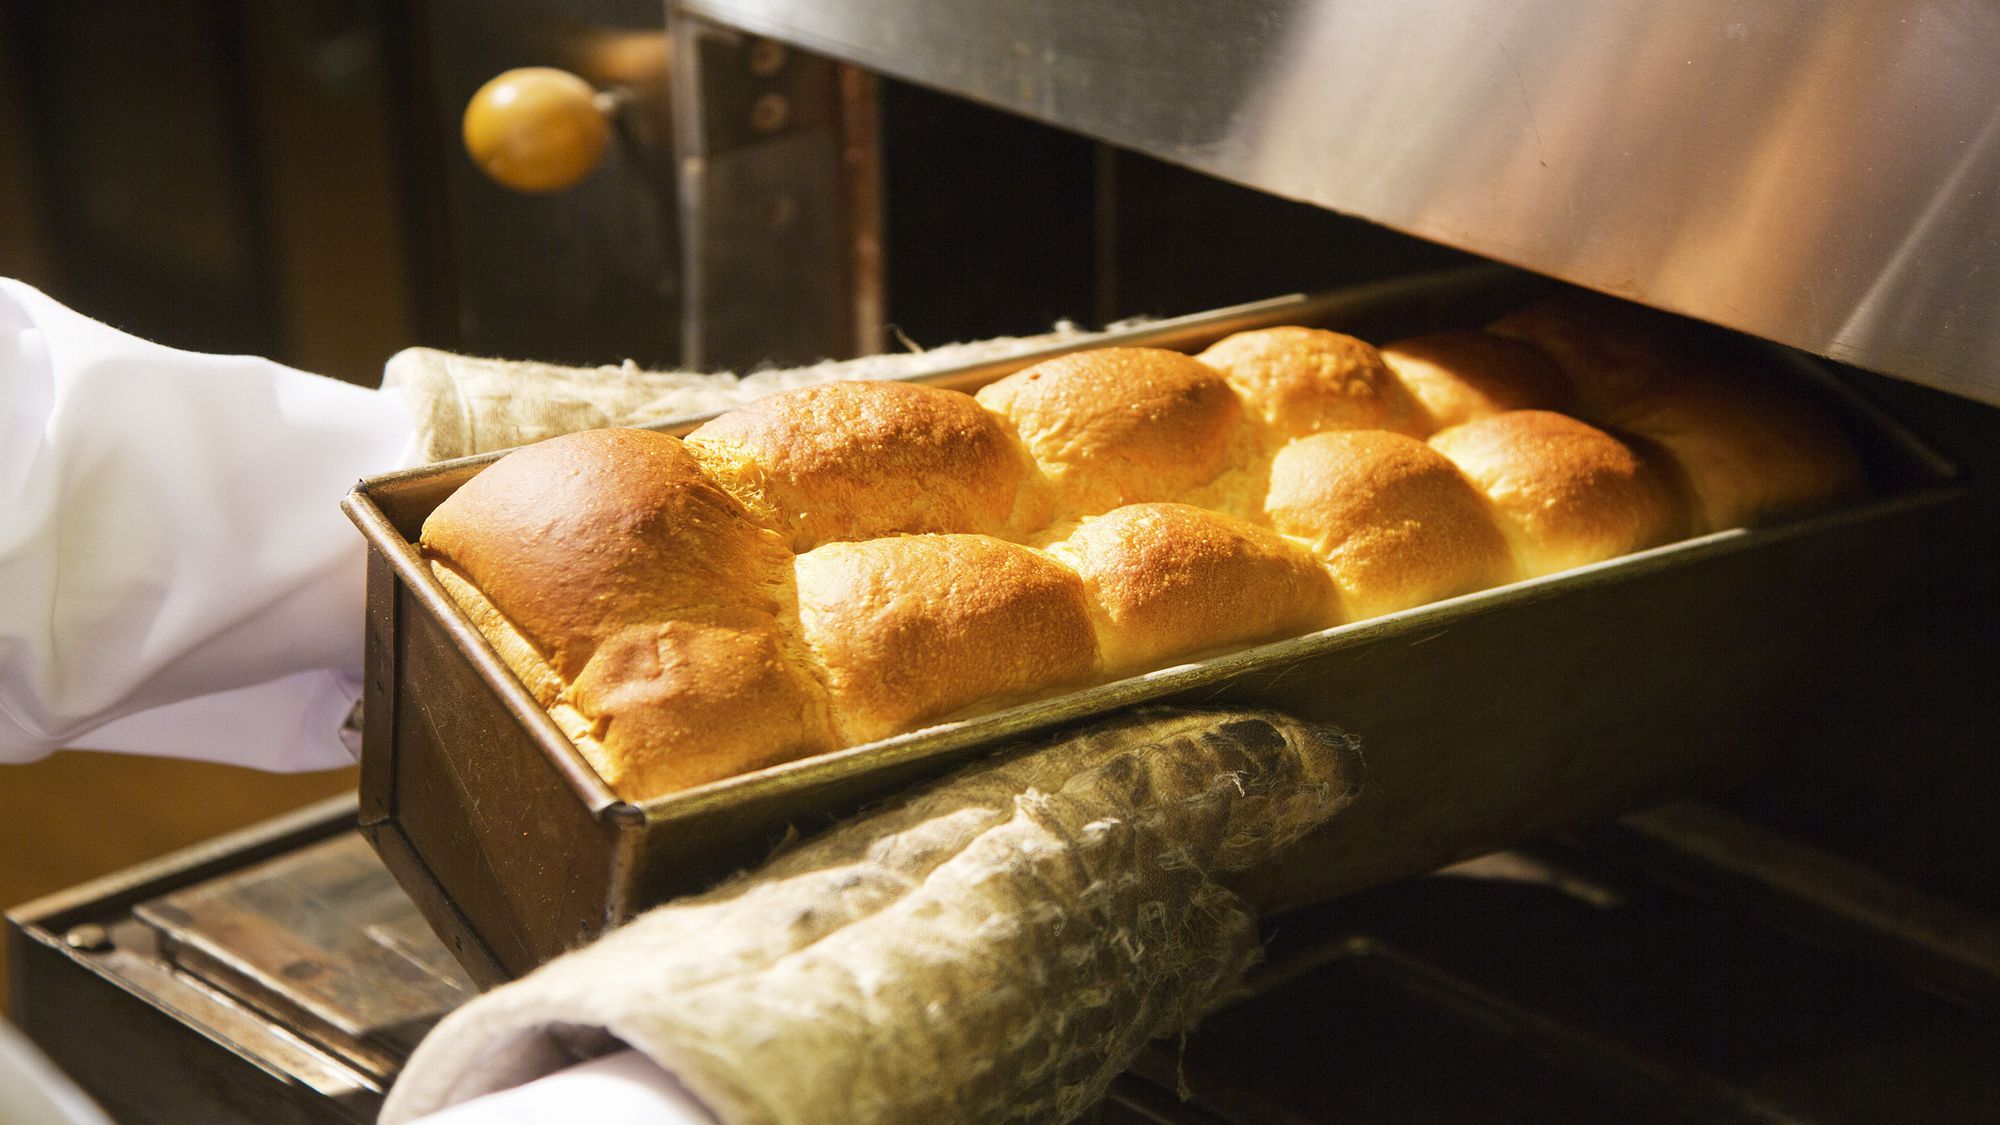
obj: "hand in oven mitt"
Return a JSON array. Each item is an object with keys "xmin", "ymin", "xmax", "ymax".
[{"xmin": 382, "ymin": 707, "xmax": 1360, "ymax": 1125}]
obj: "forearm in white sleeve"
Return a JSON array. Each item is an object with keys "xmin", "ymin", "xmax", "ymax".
[
  {"xmin": 0, "ymin": 279, "xmax": 415, "ymax": 770},
  {"xmin": 408, "ymin": 1051, "xmax": 716, "ymax": 1125}
]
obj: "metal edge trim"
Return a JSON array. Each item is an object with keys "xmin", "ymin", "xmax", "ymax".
[
  {"xmin": 5, "ymin": 793, "xmax": 360, "ymax": 930},
  {"xmin": 359, "ymin": 819, "xmax": 513, "ymax": 990},
  {"xmin": 1769, "ymin": 347, "xmax": 1962, "ymax": 484},
  {"xmin": 600, "ymin": 803, "xmax": 651, "ymax": 928}
]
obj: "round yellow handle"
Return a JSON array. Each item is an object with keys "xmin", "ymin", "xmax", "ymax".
[{"xmin": 463, "ymin": 67, "xmax": 610, "ymax": 193}]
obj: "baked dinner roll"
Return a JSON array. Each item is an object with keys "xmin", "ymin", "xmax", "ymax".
[
  {"xmin": 1485, "ymin": 292, "xmax": 1696, "ymax": 416},
  {"xmin": 1488, "ymin": 294, "xmax": 1864, "ymax": 531},
  {"xmin": 1265, "ymin": 431, "xmax": 1513, "ymax": 619},
  {"xmin": 567, "ymin": 609, "xmax": 838, "ymax": 796},
  {"xmin": 1381, "ymin": 330, "xmax": 1572, "ymax": 432},
  {"xmin": 421, "ymin": 428, "xmax": 791, "ymax": 679},
  {"xmin": 1429, "ymin": 411, "xmax": 1687, "ymax": 577},
  {"xmin": 1198, "ymin": 326, "xmax": 1423, "ymax": 440},
  {"xmin": 1598, "ymin": 375, "xmax": 1864, "ymax": 532},
  {"xmin": 794, "ymin": 534, "xmax": 1099, "ymax": 744},
  {"xmin": 686, "ymin": 380, "xmax": 1046, "ymax": 550},
  {"xmin": 1047, "ymin": 503, "xmax": 1337, "ymax": 673},
  {"xmin": 976, "ymin": 347, "xmax": 1245, "ymax": 517}
]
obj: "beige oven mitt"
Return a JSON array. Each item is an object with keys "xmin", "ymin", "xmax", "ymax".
[
  {"xmin": 379, "ymin": 707, "xmax": 1360, "ymax": 1125},
  {"xmin": 384, "ymin": 328, "xmax": 1090, "ymax": 464}
]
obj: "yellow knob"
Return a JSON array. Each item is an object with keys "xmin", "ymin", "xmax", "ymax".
[{"xmin": 463, "ymin": 67, "xmax": 611, "ymax": 193}]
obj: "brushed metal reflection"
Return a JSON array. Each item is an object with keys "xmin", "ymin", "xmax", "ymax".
[{"xmin": 682, "ymin": 0, "xmax": 2000, "ymax": 406}]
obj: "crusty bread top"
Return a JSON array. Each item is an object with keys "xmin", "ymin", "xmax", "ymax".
[
  {"xmin": 1429, "ymin": 411, "xmax": 1687, "ymax": 576},
  {"xmin": 1599, "ymin": 374, "xmax": 1864, "ymax": 531},
  {"xmin": 1486, "ymin": 292, "xmax": 1698, "ymax": 416},
  {"xmin": 686, "ymin": 380, "xmax": 1045, "ymax": 551},
  {"xmin": 421, "ymin": 428, "xmax": 792, "ymax": 679},
  {"xmin": 1381, "ymin": 330, "xmax": 1572, "ymax": 431},
  {"xmin": 1265, "ymin": 431, "xmax": 1514, "ymax": 619},
  {"xmin": 568, "ymin": 609, "xmax": 839, "ymax": 798},
  {"xmin": 977, "ymin": 347, "xmax": 1245, "ymax": 517},
  {"xmin": 1485, "ymin": 293, "xmax": 1865, "ymax": 530},
  {"xmin": 1047, "ymin": 503, "xmax": 1337, "ymax": 673},
  {"xmin": 1199, "ymin": 326, "xmax": 1422, "ymax": 441},
  {"xmin": 794, "ymin": 534, "xmax": 1099, "ymax": 745}
]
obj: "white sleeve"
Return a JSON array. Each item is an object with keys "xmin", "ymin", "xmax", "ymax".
[
  {"xmin": 408, "ymin": 1051, "xmax": 717, "ymax": 1125},
  {"xmin": 0, "ymin": 279, "xmax": 415, "ymax": 770},
  {"xmin": 0, "ymin": 1017, "xmax": 114, "ymax": 1125}
]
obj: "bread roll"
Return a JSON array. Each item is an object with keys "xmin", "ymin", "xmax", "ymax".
[
  {"xmin": 976, "ymin": 347, "xmax": 1245, "ymax": 517},
  {"xmin": 687, "ymin": 380, "xmax": 1045, "ymax": 551},
  {"xmin": 568, "ymin": 610, "xmax": 839, "ymax": 796},
  {"xmin": 1429, "ymin": 411, "xmax": 1686, "ymax": 576},
  {"xmin": 1265, "ymin": 431, "xmax": 1513, "ymax": 619},
  {"xmin": 1597, "ymin": 376, "xmax": 1864, "ymax": 531},
  {"xmin": 1485, "ymin": 292, "xmax": 1695, "ymax": 416},
  {"xmin": 1381, "ymin": 330, "xmax": 1572, "ymax": 431},
  {"xmin": 419, "ymin": 297, "xmax": 1867, "ymax": 800},
  {"xmin": 1199, "ymin": 326, "xmax": 1423, "ymax": 440},
  {"xmin": 1047, "ymin": 503, "xmax": 1337, "ymax": 672},
  {"xmin": 421, "ymin": 428, "xmax": 791, "ymax": 679},
  {"xmin": 1486, "ymin": 293, "xmax": 1864, "ymax": 530},
  {"xmin": 794, "ymin": 534, "xmax": 1099, "ymax": 744}
]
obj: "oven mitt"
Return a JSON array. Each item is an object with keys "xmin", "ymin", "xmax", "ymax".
[
  {"xmin": 384, "ymin": 327, "xmax": 1090, "ymax": 464},
  {"xmin": 379, "ymin": 707, "xmax": 1361, "ymax": 1125}
]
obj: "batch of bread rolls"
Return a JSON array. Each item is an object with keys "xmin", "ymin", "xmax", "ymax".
[{"xmin": 420, "ymin": 293, "xmax": 1866, "ymax": 801}]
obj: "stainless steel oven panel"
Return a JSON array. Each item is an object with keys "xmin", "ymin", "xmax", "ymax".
[{"xmin": 680, "ymin": 0, "xmax": 2000, "ymax": 407}]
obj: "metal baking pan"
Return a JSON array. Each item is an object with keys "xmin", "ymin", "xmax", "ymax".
[{"xmin": 342, "ymin": 267, "xmax": 1963, "ymax": 985}]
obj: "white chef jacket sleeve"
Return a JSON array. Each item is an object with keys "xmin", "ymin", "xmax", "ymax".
[
  {"xmin": 0, "ymin": 1017, "xmax": 115, "ymax": 1125},
  {"xmin": 0, "ymin": 279, "xmax": 416, "ymax": 770},
  {"xmin": 408, "ymin": 1051, "xmax": 717, "ymax": 1125}
]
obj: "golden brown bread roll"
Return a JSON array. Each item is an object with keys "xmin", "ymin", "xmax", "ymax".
[
  {"xmin": 976, "ymin": 347, "xmax": 1246, "ymax": 517},
  {"xmin": 419, "ymin": 298, "xmax": 1868, "ymax": 800},
  {"xmin": 1428, "ymin": 411, "xmax": 1687, "ymax": 577},
  {"xmin": 686, "ymin": 380, "xmax": 1046, "ymax": 551},
  {"xmin": 567, "ymin": 610, "xmax": 839, "ymax": 797},
  {"xmin": 1265, "ymin": 431, "xmax": 1514, "ymax": 619},
  {"xmin": 1485, "ymin": 291, "xmax": 1695, "ymax": 416},
  {"xmin": 1380, "ymin": 330, "xmax": 1573, "ymax": 431},
  {"xmin": 1198, "ymin": 326, "xmax": 1423, "ymax": 440},
  {"xmin": 794, "ymin": 534, "xmax": 1100, "ymax": 745},
  {"xmin": 1486, "ymin": 293, "xmax": 1865, "ymax": 530},
  {"xmin": 1597, "ymin": 375, "xmax": 1865, "ymax": 531},
  {"xmin": 421, "ymin": 428, "xmax": 792, "ymax": 679},
  {"xmin": 1046, "ymin": 503, "xmax": 1337, "ymax": 673}
]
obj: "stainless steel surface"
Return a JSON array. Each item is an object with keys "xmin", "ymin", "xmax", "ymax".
[
  {"xmin": 682, "ymin": 0, "xmax": 2000, "ymax": 407},
  {"xmin": 672, "ymin": 18, "xmax": 882, "ymax": 368},
  {"xmin": 136, "ymin": 834, "xmax": 475, "ymax": 1080},
  {"xmin": 7, "ymin": 796, "xmax": 391, "ymax": 1124},
  {"xmin": 1618, "ymin": 803, "xmax": 2000, "ymax": 1009},
  {"xmin": 1118, "ymin": 817, "xmax": 2000, "ymax": 1122},
  {"xmin": 344, "ymin": 269, "xmax": 1963, "ymax": 979}
]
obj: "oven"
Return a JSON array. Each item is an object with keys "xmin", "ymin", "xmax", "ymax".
[{"xmin": 10, "ymin": 2, "xmax": 2000, "ymax": 1121}]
